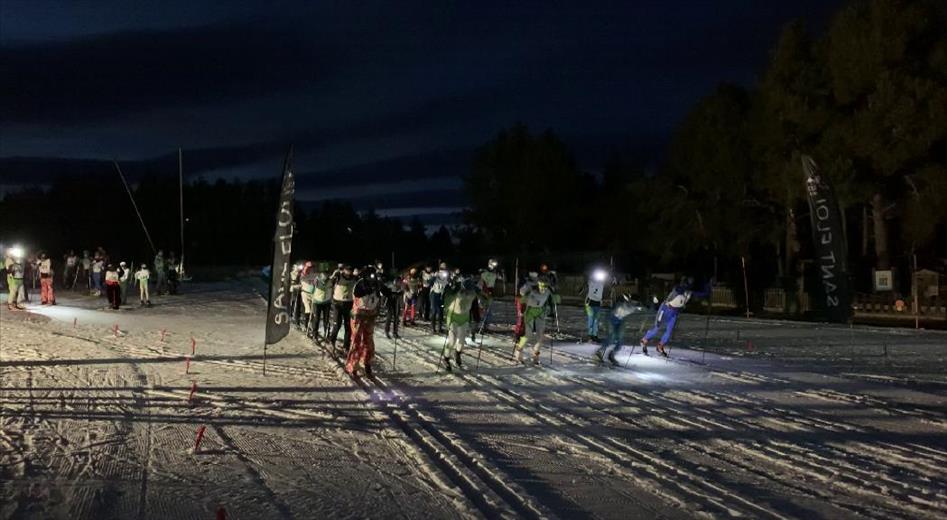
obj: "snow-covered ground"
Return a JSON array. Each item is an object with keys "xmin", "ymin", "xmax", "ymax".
[{"xmin": 2, "ymin": 281, "xmax": 946, "ymax": 519}]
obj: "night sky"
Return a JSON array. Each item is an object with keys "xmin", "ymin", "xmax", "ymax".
[{"xmin": 1, "ymin": 0, "xmax": 841, "ymax": 221}]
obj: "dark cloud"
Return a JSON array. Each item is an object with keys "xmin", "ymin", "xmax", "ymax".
[{"xmin": 0, "ymin": 21, "xmax": 325, "ymax": 123}]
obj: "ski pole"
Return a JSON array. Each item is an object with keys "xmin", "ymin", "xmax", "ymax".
[
  {"xmin": 392, "ymin": 334, "xmax": 398, "ymax": 370},
  {"xmin": 435, "ymin": 335, "xmax": 450, "ymax": 374}
]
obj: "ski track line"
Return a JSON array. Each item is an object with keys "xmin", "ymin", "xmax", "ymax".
[
  {"xmin": 469, "ymin": 330, "xmax": 947, "ymax": 518},
  {"xmin": 483, "ymin": 326, "xmax": 947, "ymax": 475},
  {"xmin": 555, "ymin": 348, "xmax": 946, "ymax": 516},
  {"xmin": 310, "ymin": 335, "xmax": 550, "ymax": 520},
  {"xmin": 464, "ymin": 341, "xmax": 881, "ymax": 519},
  {"xmin": 390, "ymin": 330, "xmax": 775, "ymax": 519},
  {"xmin": 211, "ymin": 425, "xmax": 296, "ymax": 520}
]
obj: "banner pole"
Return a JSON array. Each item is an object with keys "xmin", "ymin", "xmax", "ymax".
[{"xmin": 741, "ymin": 256, "xmax": 750, "ymax": 319}]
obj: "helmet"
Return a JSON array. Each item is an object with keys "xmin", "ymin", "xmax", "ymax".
[
  {"xmin": 120, "ymin": 261, "xmax": 127, "ymax": 267},
  {"xmin": 140, "ymin": 263, "xmax": 147, "ymax": 268},
  {"xmin": 409, "ymin": 267, "xmax": 417, "ymax": 275},
  {"xmin": 487, "ymin": 258, "xmax": 498, "ymax": 270},
  {"xmin": 540, "ymin": 263, "xmax": 549, "ymax": 273},
  {"xmin": 439, "ymin": 262, "xmax": 447, "ymax": 270}
]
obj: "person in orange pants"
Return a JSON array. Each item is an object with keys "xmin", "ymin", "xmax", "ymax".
[
  {"xmin": 345, "ymin": 267, "xmax": 382, "ymax": 377},
  {"xmin": 38, "ymin": 252, "xmax": 56, "ymax": 305}
]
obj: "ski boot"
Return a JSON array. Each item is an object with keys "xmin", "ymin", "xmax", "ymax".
[
  {"xmin": 442, "ymin": 356, "xmax": 453, "ymax": 372},
  {"xmin": 364, "ymin": 364, "xmax": 373, "ymax": 377},
  {"xmin": 593, "ymin": 347, "xmax": 606, "ymax": 363},
  {"xmin": 514, "ymin": 347, "xmax": 525, "ymax": 365},
  {"xmin": 590, "ymin": 335, "xmax": 600, "ymax": 344},
  {"xmin": 532, "ymin": 352, "xmax": 541, "ymax": 366},
  {"xmin": 455, "ymin": 350, "xmax": 463, "ymax": 368},
  {"xmin": 640, "ymin": 340, "xmax": 649, "ymax": 356},
  {"xmin": 607, "ymin": 348, "xmax": 620, "ymax": 366},
  {"xmin": 657, "ymin": 343, "xmax": 668, "ymax": 358}
]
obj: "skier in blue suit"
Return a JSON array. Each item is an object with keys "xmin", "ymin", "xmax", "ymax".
[{"xmin": 640, "ymin": 277, "xmax": 712, "ymax": 357}]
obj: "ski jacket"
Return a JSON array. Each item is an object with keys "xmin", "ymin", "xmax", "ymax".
[
  {"xmin": 300, "ymin": 271, "xmax": 317, "ymax": 295},
  {"xmin": 66, "ymin": 255, "xmax": 77, "ymax": 267},
  {"xmin": 352, "ymin": 279, "xmax": 381, "ymax": 317},
  {"xmin": 154, "ymin": 255, "xmax": 165, "ymax": 272},
  {"xmin": 421, "ymin": 271, "xmax": 434, "ymax": 289},
  {"xmin": 119, "ymin": 268, "xmax": 130, "ymax": 283},
  {"xmin": 520, "ymin": 284, "xmax": 555, "ymax": 309},
  {"xmin": 480, "ymin": 270, "xmax": 501, "ymax": 295},
  {"xmin": 332, "ymin": 274, "xmax": 355, "ymax": 302},
  {"xmin": 663, "ymin": 282, "xmax": 711, "ymax": 311},
  {"xmin": 586, "ymin": 279, "xmax": 606, "ymax": 302},
  {"xmin": 105, "ymin": 270, "xmax": 120, "ymax": 285},
  {"xmin": 431, "ymin": 269, "xmax": 451, "ymax": 294},
  {"xmin": 82, "ymin": 256, "xmax": 92, "ymax": 269},
  {"xmin": 92, "ymin": 260, "xmax": 104, "ymax": 273},
  {"xmin": 135, "ymin": 269, "xmax": 150, "ymax": 283},
  {"xmin": 39, "ymin": 259, "xmax": 53, "ymax": 277},
  {"xmin": 402, "ymin": 275, "xmax": 420, "ymax": 297},
  {"xmin": 312, "ymin": 274, "xmax": 331, "ymax": 304},
  {"xmin": 10, "ymin": 261, "xmax": 25, "ymax": 279},
  {"xmin": 445, "ymin": 289, "xmax": 479, "ymax": 326}
]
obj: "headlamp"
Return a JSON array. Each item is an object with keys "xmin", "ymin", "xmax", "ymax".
[
  {"xmin": 593, "ymin": 269, "xmax": 607, "ymax": 282},
  {"xmin": 8, "ymin": 246, "xmax": 24, "ymax": 259}
]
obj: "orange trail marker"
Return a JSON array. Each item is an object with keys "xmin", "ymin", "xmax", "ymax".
[{"xmin": 193, "ymin": 425, "xmax": 207, "ymax": 453}]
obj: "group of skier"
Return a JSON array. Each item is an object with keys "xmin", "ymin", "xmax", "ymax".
[
  {"xmin": 285, "ymin": 255, "xmax": 711, "ymax": 376},
  {"xmin": 289, "ymin": 258, "xmax": 506, "ymax": 376},
  {"xmin": 3, "ymin": 245, "xmax": 183, "ymax": 311}
]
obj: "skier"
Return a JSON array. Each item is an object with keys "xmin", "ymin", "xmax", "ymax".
[
  {"xmin": 514, "ymin": 273, "xmax": 559, "ymax": 365},
  {"xmin": 640, "ymin": 277, "xmax": 712, "ymax": 357},
  {"xmin": 298, "ymin": 261, "xmax": 316, "ymax": 335},
  {"xmin": 91, "ymin": 253, "xmax": 105, "ymax": 296},
  {"xmin": 6, "ymin": 250, "xmax": 25, "ymax": 310},
  {"xmin": 290, "ymin": 263, "xmax": 303, "ymax": 327},
  {"xmin": 441, "ymin": 277, "xmax": 480, "ymax": 371},
  {"xmin": 581, "ymin": 267, "xmax": 614, "ymax": 342},
  {"xmin": 63, "ymin": 250, "xmax": 78, "ymax": 289},
  {"xmin": 476, "ymin": 258, "xmax": 503, "ymax": 337},
  {"xmin": 383, "ymin": 267, "xmax": 404, "ymax": 339},
  {"xmin": 167, "ymin": 265, "xmax": 180, "ymax": 295},
  {"xmin": 402, "ymin": 267, "xmax": 420, "ymax": 326},
  {"xmin": 104, "ymin": 264, "xmax": 122, "ymax": 310},
  {"xmin": 419, "ymin": 265, "xmax": 434, "ymax": 321},
  {"xmin": 154, "ymin": 250, "xmax": 166, "ymax": 295},
  {"xmin": 135, "ymin": 263, "xmax": 152, "ymax": 306},
  {"xmin": 118, "ymin": 262, "xmax": 130, "ymax": 304},
  {"xmin": 594, "ymin": 295, "xmax": 642, "ymax": 365},
  {"xmin": 310, "ymin": 265, "xmax": 332, "ymax": 342},
  {"xmin": 80, "ymin": 250, "xmax": 92, "ymax": 291},
  {"xmin": 38, "ymin": 252, "xmax": 56, "ymax": 305},
  {"xmin": 429, "ymin": 262, "xmax": 451, "ymax": 334},
  {"xmin": 329, "ymin": 264, "xmax": 356, "ymax": 355},
  {"xmin": 346, "ymin": 266, "xmax": 382, "ymax": 376}
]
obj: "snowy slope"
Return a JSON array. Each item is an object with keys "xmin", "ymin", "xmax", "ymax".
[{"xmin": 2, "ymin": 281, "xmax": 946, "ymax": 519}]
